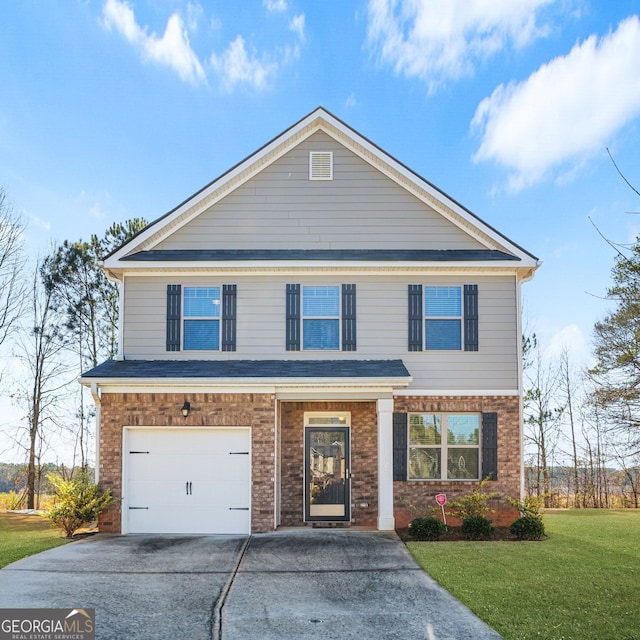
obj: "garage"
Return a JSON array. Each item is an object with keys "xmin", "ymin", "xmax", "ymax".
[{"xmin": 122, "ymin": 427, "xmax": 251, "ymax": 534}]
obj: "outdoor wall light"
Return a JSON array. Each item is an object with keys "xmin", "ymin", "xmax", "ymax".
[{"xmin": 181, "ymin": 401, "xmax": 191, "ymax": 417}]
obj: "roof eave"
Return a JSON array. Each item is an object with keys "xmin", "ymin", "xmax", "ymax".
[
  {"xmin": 80, "ymin": 375, "xmax": 413, "ymax": 388},
  {"xmin": 104, "ymin": 259, "xmax": 539, "ymax": 279}
]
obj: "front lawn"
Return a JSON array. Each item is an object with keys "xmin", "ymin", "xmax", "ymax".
[
  {"xmin": 408, "ymin": 510, "xmax": 640, "ymax": 640},
  {"xmin": 0, "ymin": 512, "xmax": 68, "ymax": 568}
]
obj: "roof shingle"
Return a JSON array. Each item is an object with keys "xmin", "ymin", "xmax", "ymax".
[
  {"xmin": 81, "ymin": 359, "xmax": 411, "ymax": 380},
  {"xmin": 121, "ymin": 249, "xmax": 519, "ymax": 262}
]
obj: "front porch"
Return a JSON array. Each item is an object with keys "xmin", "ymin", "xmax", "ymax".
[{"xmin": 277, "ymin": 398, "xmax": 395, "ymax": 531}]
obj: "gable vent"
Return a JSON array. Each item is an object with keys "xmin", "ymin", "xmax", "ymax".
[{"xmin": 309, "ymin": 151, "xmax": 333, "ymax": 180}]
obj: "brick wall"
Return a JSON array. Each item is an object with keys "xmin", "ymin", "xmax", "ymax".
[
  {"xmin": 392, "ymin": 395, "xmax": 521, "ymax": 528},
  {"xmin": 98, "ymin": 392, "xmax": 275, "ymax": 533},
  {"xmin": 279, "ymin": 401, "xmax": 378, "ymax": 527},
  {"xmin": 97, "ymin": 392, "xmax": 520, "ymax": 534}
]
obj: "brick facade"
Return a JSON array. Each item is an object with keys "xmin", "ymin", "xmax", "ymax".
[
  {"xmin": 392, "ymin": 395, "xmax": 521, "ymax": 527},
  {"xmin": 97, "ymin": 392, "xmax": 275, "ymax": 533},
  {"xmin": 97, "ymin": 392, "xmax": 521, "ymax": 533}
]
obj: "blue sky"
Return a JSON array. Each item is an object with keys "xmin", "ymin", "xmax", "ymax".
[{"xmin": 2, "ymin": 0, "xmax": 640, "ymax": 368}]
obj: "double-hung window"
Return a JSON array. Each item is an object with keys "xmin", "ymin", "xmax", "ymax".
[
  {"xmin": 425, "ymin": 286, "xmax": 461, "ymax": 350},
  {"xmin": 286, "ymin": 283, "xmax": 356, "ymax": 351},
  {"xmin": 302, "ymin": 285, "xmax": 340, "ymax": 350},
  {"xmin": 183, "ymin": 286, "xmax": 221, "ymax": 350},
  {"xmin": 408, "ymin": 284, "xmax": 478, "ymax": 352},
  {"xmin": 408, "ymin": 413, "xmax": 480, "ymax": 480}
]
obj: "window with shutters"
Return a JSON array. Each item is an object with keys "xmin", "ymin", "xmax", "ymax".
[
  {"xmin": 166, "ymin": 284, "xmax": 236, "ymax": 352},
  {"xmin": 408, "ymin": 284, "xmax": 478, "ymax": 352},
  {"xmin": 408, "ymin": 413, "xmax": 480, "ymax": 480},
  {"xmin": 287, "ymin": 284, "xmax": 355, "ymax": 351},
  {"xmin": 302, "ymin": 285, "xmax": 340, "ymax": 350},
  {"xmin": 183, "ymin": 287, "xmax": 221, "ymax": 350}
]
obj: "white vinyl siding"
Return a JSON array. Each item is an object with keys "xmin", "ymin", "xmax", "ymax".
[
  {"xmin": 155, "ymin": 132, "xmax": 485, "ymax": 252},
  {"xmin": 123, "ymin": 274, "xmax": 518, "ymax": 391}
]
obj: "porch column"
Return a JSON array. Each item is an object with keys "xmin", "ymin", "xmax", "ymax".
[{"xmin": 377, "ymin": 398, "xmax": 395, "ymax": 531}]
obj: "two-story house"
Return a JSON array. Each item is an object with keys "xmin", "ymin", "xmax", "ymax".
[{"xmin": 81, "ymin": 107, "xmax": 540, "ymax": 535}]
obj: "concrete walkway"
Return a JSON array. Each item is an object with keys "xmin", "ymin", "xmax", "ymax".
[{"xmin": 0, "ymin": 530, "xmax": 502, "ymax": 640}]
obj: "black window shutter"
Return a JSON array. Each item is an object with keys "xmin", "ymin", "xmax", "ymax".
[
  {"xmin": 342, "ymin": 284, "xmax": 357, "ymax": 351},
  {"xmin": 481, "ymin": 412, "xmax": 498, "ymax": 480},
  {"xmin": 286, "ymin": 284, "xmax": 301, "ymax": 351},
  {"xmin": 464, "ymin": 284, "xmax": 479, "ymax": 352},
  {"xmin": 408, "ymin": 285, "xmax": 423, "ymax": 351},
  {"xmin": 166, "ymin": 284, "xmax": 181, "ymax": 351},
  {"xmin": 221, "ymin": 284, "xmax": 237, "ymax": 352},
  {"xmin": 393, "ymin": 413, "xmax": 408, "ymax": 481}
]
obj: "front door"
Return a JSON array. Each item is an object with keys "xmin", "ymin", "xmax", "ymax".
[{"xmin": 304, "ymin": 425, "xmax": 350, "ymax": 522}]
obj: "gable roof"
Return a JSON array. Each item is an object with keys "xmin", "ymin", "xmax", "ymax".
[{"xmin": 103, "ymin": 107, "xmax": 539, "ymax": 273}]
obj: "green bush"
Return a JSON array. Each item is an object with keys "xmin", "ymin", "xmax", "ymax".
[
  {"xmin": 45, "ymin": 472, "xmax": 115, "ymax": 538},
  {"xmin": 447, "ymin": 478, "xmax": 500, "ymax": 520},
  {"xmin": 507, "ymin": 495, "xmax": 545, "ymax": 517},
  {"xmin": 461, "ymin": 515, "xmax": 495, "ymax": 540},
  {"xmin": 409, "ymin": 516, "xmax": 446, "ymax": 540},
  {"xmin": 510, "ymin": 515, "xmax": 546, "ymax": 541}
]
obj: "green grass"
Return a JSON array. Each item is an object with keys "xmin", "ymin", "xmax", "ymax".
[
  {"xmin": 408, "ymin": 510, "xmax": 640, "ymax": 640},
  {"xmin": 0, "ymin": 512, "xmax": 68, "ymax": 568}
]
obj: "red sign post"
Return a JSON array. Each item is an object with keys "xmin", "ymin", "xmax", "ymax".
[{"xmin": 435, "ymin": 494, "xmax": 447, "ymax": 528}]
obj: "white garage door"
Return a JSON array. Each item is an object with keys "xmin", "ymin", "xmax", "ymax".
[{"xmin": 123, "ymin": 427, "xmax": 251, "ymax": 534}]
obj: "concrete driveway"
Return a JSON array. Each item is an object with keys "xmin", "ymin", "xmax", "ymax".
[{"xmin": 0, "ymin": 530, "xmax": 502, "ymax": 640}]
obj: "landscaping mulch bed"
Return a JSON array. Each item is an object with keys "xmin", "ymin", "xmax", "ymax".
[{"xmin": 397, "ymin": 526, "xmax": 518, "ymax": 542}]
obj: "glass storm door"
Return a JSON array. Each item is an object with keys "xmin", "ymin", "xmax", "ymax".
[{"xmin": 305, "ymin": 426, "xmax": 350, "ymax": 522}]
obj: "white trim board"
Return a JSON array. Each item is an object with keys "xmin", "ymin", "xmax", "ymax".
[{"xmin": 393, "ymin": 389, "xmax": 519, "ymax": 397}]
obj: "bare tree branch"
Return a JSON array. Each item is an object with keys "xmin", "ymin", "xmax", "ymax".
[
  {"xmin": 0, "ymin": 188, "xmax": 26, "ymax": 351},
  {"xmin": 607, "ymin": 148, "xmax": 640, "ymax": 199}
]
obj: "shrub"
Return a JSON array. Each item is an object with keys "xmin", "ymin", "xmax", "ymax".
[
  {"xmin": 45, "ymin": 472, "xmax": 116, "ymax": 538},
  {"xmin": 398, "ymin": 496, "xmax": 436, "ymax": 521},
  {"xmin": 409, "ymin": 516, "xmax": 446, "ymax": 541},
  {"xmin": 447, "ymin": 477, "xmax": 500, "ymax": 520},
  {"xmin": 510, "ymin": 515, "xmax": 546, "ymax": 541},
  {"xmin": 1, "ymin": 490, "xmax": 25, "ymax": 510},
  {"xmin": 507, "ymin": 495, "xmax": 545, "ymax": 518},
  {"xmin": 461, "ymin": 515, "xmax": 494, "ymax": 540}
]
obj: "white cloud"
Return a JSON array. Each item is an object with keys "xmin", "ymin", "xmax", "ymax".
[
  {"xmin": 210, "ymin": 36, "xmax": 278, "ymax": 92},
  {"xmin": 544, "ymin": 324, "xmax": 589, "ymax": 361},
  {"xmin": 366, "ymin": 0, "xmax": 554, "ymax": 91},
  {"xmin": 103, "ymin": 0, "xmax": 305, "ymax": 92},
  {"xmin": 186, "ymin": 2, "xmax": 203, "ymax": 33},
  {"xmin": 289, "ymin": 14, "xmax": 305, "ymax": 43},
  {"xmin": 264, "ymin": 0, "xmax": 287, "ymax": 12},
  {"xmin": 89, "ymin": 203, "xmax": 105, "ymax": 220},
  {"xmin": 472, "ymin": 15, "xmax": 640, "ymax": 191},
  {"xmin": 27, "ymin": 212, "xmax": 51, "ymax": 232},
  {"xmin": 102, "ymin": 0, "xmax": 139, "ymax": 41},
  {"xmin": 346, "ymin": 92, "xmax": 357, "ymax": 108},
  {"xmin": 102, "ymin": 0, "xmax": 205, "ymax": 85}
]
